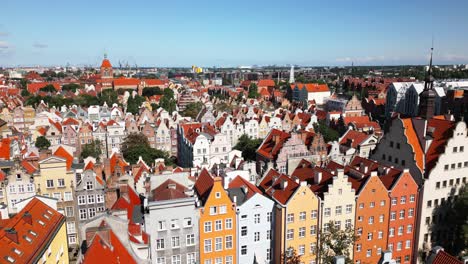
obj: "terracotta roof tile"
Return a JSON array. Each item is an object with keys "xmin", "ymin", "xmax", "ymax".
[{"xmin": 82, "ymin": 229, "xmax": 137, "ymax": 264}]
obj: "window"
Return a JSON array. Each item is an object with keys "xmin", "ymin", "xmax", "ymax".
[
  {"xmin": 204, "ymin": 260, "xmax": 211, "ymax": 264},
  {"xmin": 346, "ymin": 204, "xmax": 352, "ymax": 214},
  {"xmin": 345, "ymin": 219, "xmax": 352, "ymax": 228},
  {"xmin": 388, "ymin": 244, "xmax": 394, "ymax": 251},
  {"xmin": 204, "ymin": 222, "xmax": 212, "ymax": 233},
  {"xmin": 287, "ymin": 229, "xmax": 294, "ymax": 240},
  {"xmin": 444, "ymin": 164, "xmax": 449, "ymax": 170},
  {"xmin": 367, "ymin": 249, "xmax": 372, "ymax": 257},
  {"xmin": 378, "ymin": 230, "xmax": 383, "ymax": 239},
  {"xmin": 370, "ymin": 202, "xmax": 375, "ymax": 208},
  {"xmin": 311, "ymin": 210, "xmax": 318, "ymax": 219},
  {"xmin": 58, "ymin": 179, "xmax": 65, "ymax": 187},
  {"xmin": 391, "ymin": 197, "xmax": 397, "ymax": 205},
  {"xmin": 367, "ymin": 232, "xmax": 373, "ymax": 240},
  {"xmin": 241, "ymin": 245, "xmax": 247, "ymax": 255},
  {"xmin": 78, "ymin": 195, "xmax": 86, "ymax": 205},
  {"xmin": 219, "ymin": 205, "xmax": 227, "ymax": 214},
  {"xmin": 377, "ymin": 248, "xmax": 382, "ymax": 255},
  {"xmin": 215, "ymin": 220, "xmax": 222, "ymax": 231},
  {"xmin": 401, "ymin": 196, "xmax": 406, "ymax": 204},
  {"xmin": 26, "ymin": 183, "xmax": 34, "ymax": 192},
  {"xmin": 267, "ymin": 230, "xmax": 272, "ymax": 240},
  {"xmin": 86, "ymin": 181, "xmax": 93, "ymax": 190},
  {"xmin": 299, "ymin": 227, "xmax": 306, "ymax": 237},
  {"xmin": 187, "ymin": 254, "xmax": 196, "ymax": 264},
  {"xmin": 408, "ymin": 208, "xmax": 414, "ymax": 217},
  {"xmin": 436, "ymin": 182, "xmax": 441, "ymax": 189},
  {"xmin": 356, "ymin": 244, "xmax": 362, "ymax": 252},
  {"xmin": 214, "ymin": 258, "xmax": 222, "ymax": 264},
  {"xmin": 380, "ymin": 200, "xmax": 386, "ymax": 206},
  {"xmin": 209, "ymin": 206, "xmax": 217, "ymax": 215},
  {"xmin": 299, "ymin": 245, "xmax": 305, "ymax": 255},
  {"xmin": 398, "ymin": 226, "xmax": 404, "ymax": 236},
  {"xmin": 79, "ymin": 209, "xmax": 87, "ymax": 220},
  {"xmin": 64, "ymin": 192, "xmax": 72, "ymax": 201},
  {"xmin": 399, "ymin": 210, "xmax": 405, "ymax": 219},
  {"xmin": 241, "ymin": 226, "xmax": 247, "ymax": 236},
  {"xmin": 389, "ymin": 228, "xmax": 395, "ymax": 237},
  {"xmin": 226, "ymin": 256, "xmax": 233, "ymax": 264},
  {"xmin": 407, "ymin": 225, "xmax": 413, "ymax": 234},
  {"xmin": 369, "ymin": 216, "xmax": 374, "ymax": 224},
  {"xmin": 410, "ymin": 194, "xmax": 415, "ymax": 203},
  {"xmin": 65, "ymin": 206, "xmax": 74, "ymax": 217},
  {"xmin": 18, "ymin": 184, "xmax": 24, "ymax": 193},
  {"xmin": 310, "ymin": 225, "xmax": 317, "ymax": 235},
  {"xmin": 184, "ymin": 217, "xmax": 192, "ymax": 227},
  {"xmin": 427, "ymin": 200, "xmax": 432, "ymax": 208},
  {"xmin": 186, "ymin": 234, "xmax": 195, "ymax": 246},
  {"xmin": 310, "ymin": 243, "xmax": 317, "ymax": 254},
  {"xmin": 46, "ymin": 180, "xmax": 54, "ymax": 188},
  {"xmin": 88, "ymin": 208, "xmax": 96, "ymax": 218},
  {"xmin": 335, "ymin": 206, "xmax": 342, "ymax": 215},
  {"xmin": 254, "ymin": 232, "xmax": 260, "ymax": 241},
  {"xmin": 156, "ymin": 238, "xmax": 165, "ymax": 250},
  {"xmin": 158, "ymin": 221, "xmax": 166, "ymax": 230},
  {"xmin": 254, "ymin": 213, "xmax": 261, "ymax": 223},
  {"xmin": 215, "ymin": 237, "xmax": 222, "ymax": 251},
  {"xmin": 87, "ymin": 195, "xmax": 95, "ymax": 204},
  {"xmin": 397, "ymin": 242, "xmax": 402, "ymax": 251},
  {"xmin": 453, "ymin": 147, "xmax": 458, "ymax": 153},
  {"xmin": 171, "ymin": 219, "xmax": 179, "ymax": 229},
  {"xmin": 324, "ymin": 208, "xmax": 331, "ymax": 217},
  {"xmin": 461, "ymin": 146, "xmax": 465, "ymax": 152},
  {"xmin": 357, "ymin": 228, "xmax": 362, "ymax": 235},
  {"xmin": 225, "ymin": 235, "xmax": 233, "ymax": 249},
  {"xmin": 299, "ymin": 211, "xmax": 306, "ymax": 220},
  {"xmin": 204, "ymin": 239, "xmax": 212, "ymax": 253},
  {"xmin": 68, "ymin": 235, "xmax": 77, "ymax": 245},
  {"xmin": 324, "ymin": 223, "xmax": 330, "ymax": 232},
  {"xmin": 172, "ymin": 236, "xmax": 180, "ymax": 248},
  {"xmin": 225, "ymin": 218, "xmax": 232, "ymax": 229},
  {"xmin": 391, "ymin": 211, "xmax": 396, "ymax": 221},
  {"xmin": 405, "ymin": 240, "xmax": 411, "ymax": 249},
  {"xmin": 66, "ymin": 222, "xmax": 76, "ymax": 234},
  {"xmin": 287, "ymin": 213, "xmax": 294, "ymax": 223},
  {"xmin": 267, "ymin": 212, "xmax": 272, "ymax": 222},
  {"xmin": 96, "ymin": 194, "xmax": 104, "ymax": 203},
  {"xmin": 359, "ymin": 203, "xmax": 364, "ymax": 209}
]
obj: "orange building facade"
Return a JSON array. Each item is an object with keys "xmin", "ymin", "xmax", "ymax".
[
  {"xmin": 352, "ymin": 172, "xmax": 390, "ymax": 264},
  {"xmin": 386, "ymin": 170, "xmax": 419, "ymax": 264},
  {"xmin": 199, "ymin": 177, "xmax": 237, "ymax": 264}
]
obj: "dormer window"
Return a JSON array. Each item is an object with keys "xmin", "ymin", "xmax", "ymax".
[
  {"xmin": 12, "ymin": 248, "xmax": 21, "ymax": 255},
  {"xmin": 16, "ymin": 174, "xmax": 21, "ymax": 181}
]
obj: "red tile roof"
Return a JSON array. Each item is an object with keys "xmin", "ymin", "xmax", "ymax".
[
  {"xmin": 431, "ymin": 250, "xmax": 462, "ymax": 264},
  {"xmin": 257, "ymin": 129, "xmax": 291, "ymax": 159},
  {"xmin": 152, "ymin": 179, "xmax": 188, "ymax": 201},
  {"xmin": 111, "ymin": 185, "xmax": 141, "ymax": 223},
  {"xmin": 109, "ymin": 153, "xmax": 129, "ymax": 174},
  {"xmin": 53, "ymin": 146, "xmax": 73, "ymax": 170},
  {"xmin": 425, "ymin": 118, "xmax": 456, "ymax": 177},
  {"xmin": 82, "ymin": 229, "xmax": 137, "ymax": 264},
  {"xmin": 0, "ymin": 198, "xmax": 65, "ymax": 264},
  {"xmin": 194, "ymin": 169, "xmax": 214, "ymax": 200},
  {"xmin": 142, "ymin": 79, "xmax": 165, "ymax": 86},
  {"xmin": 257, "ymin": 79, "xmax": 275, "ymax": 87},
  {"xmin": 259, "ymin": 169, "xmax": 299, "ymax": 205},
  {"xmin": 401, "ymin": 118, "xmax": 424, "ymax": 172},
  {"xmin": 0, "ymin": 138, "xmax": 11, "ymax": 160},
  {"xmin": 228, "ymin": 176, "xmax": 261, "ymax": 200},
  {"xmin": 339, "ymin": 130, "xmax": 370, "ymax": 148},
  {"xmin": 113, "ymin": 78, "xmax": 140, "ymax": 87},
  {"xmin": 100, "ymin": 59, "xmax": 112, "ymax": 68},
  {"xmin": 27, "ymin": 82, "xmax": 60, "ymax": 93},
  {"xmin": 21, "ymin": 160, "xmax": 37, "ymax": 174}
]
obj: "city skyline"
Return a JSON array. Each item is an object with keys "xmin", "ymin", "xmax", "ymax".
[{"xmin": 1, "ymin": 0, "xmax": 468, "ymax": 67}]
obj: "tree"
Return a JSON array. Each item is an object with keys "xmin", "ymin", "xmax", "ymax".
[
  {"xmin": 35, "ymin": 136, "xmax": 51, "ymax": 150},
  {"xmin": 121, "ymin": 133, "xmax": 173, "ymax": 166},
  {"xmin": 233, "ymin": 134, "xmax": 262, "ymax": 161},
  {"xmin": 280, "ymin": 248, "xmax": 302, "ymax": 264},
  {"xmin": 313, "ymin": 121, "xmax": 340, "ymax": 142},
  {"xmin": 126, "ymin": 95, "xmax": 145, "ymax": 115},
  {"xmin": 40, "ymin": 84, "xmax": 57, "ymax": 93},
  {"xmin": 430, "ymin": 184, "xmax": 468, "ymax": 258},
  {"xmin": 318, "ymin": 220, "xmax": 358, "ymax": 264},
  {"xmin": 99, "ymin": 89, "xmax": 118, "ymax": 106},
  {"xmin": 142, "ymin": 87, "xmax": 163, "ymax": 97},
  {"xmin": 61, "ymin": 83, "xmax": 81, "ymax": 92},
  {"xmin": 159, "ymin": 88, "xmax": 177, "ymax": 113},
  {"xmin": 182, "ymin": 102, "xmax": 203, "ymax": 119},
  {"xmin": 21, "ymin": 89, "xmax": 30, "ymax": 97},
  {"xmin": 248, "ymin": 83, "xmax": 259, "ymax": 99},
  {"xmin": 80, "ymin": 140, "xmax": 103, "ymax": 162}
]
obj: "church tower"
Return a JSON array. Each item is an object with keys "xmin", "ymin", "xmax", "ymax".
[
  {"xmin": 100, "ymin": 53, "xmax": 113, "ymax": 89},
  {"xmin": 418, "ymin": 48, "xmax": 436, "ymax": 120}
]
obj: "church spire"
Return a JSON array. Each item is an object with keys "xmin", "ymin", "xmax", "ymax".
[{"xmin": 419, "ymin": 46, "xmax": 436, "ymax": 120}]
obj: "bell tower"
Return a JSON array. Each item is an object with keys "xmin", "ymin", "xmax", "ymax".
[
  {"xmin": 419, "ymin": 47, "xmax": 436, "ymax": 120},
  {"xmin": 100, "ymin": 53, "xmax": 113, "ymax": 89}
]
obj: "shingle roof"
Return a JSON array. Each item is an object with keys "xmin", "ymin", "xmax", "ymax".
[
  {"xmin": 82, "ymin": 229, "xmax": 137, "ymax": 264},
  {"xmin": 0, "ymin": 198, "xmax": 65, "ymax": 264}
]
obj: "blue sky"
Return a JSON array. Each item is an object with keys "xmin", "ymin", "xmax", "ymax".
[{"xmin": 1, "ymin": 0, "xmax": 468, "ymax": 67}]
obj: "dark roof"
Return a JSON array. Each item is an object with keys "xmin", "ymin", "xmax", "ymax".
[{"xmin": 228, "ymin": 188, "xmax": 247, "ymax": 206}]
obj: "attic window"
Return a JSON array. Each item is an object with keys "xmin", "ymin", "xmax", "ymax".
[
  {"xmin": 12, "ymin": 248, "xmax": 21, "ymax": 255},
  {"xmin": 5, "ymin": 256, "xmax": 14, "ymax": 263},
  {"xmin": 37, "ymin": 220, "xmax": 45, "ymax": 226},
  {"xmin": 29, "ymin": 230, "xmax": 37, "ymax": 237},
  {"xmin": 46, "ymin": 210, "xmax": 53, "ymax": 215},
  {"xmin": 43, "ymin": 214, "xmax": 50, "ymax": 220},
  {"xmin": 215, "ymin": 192, "xmax": 221, "ymax": 198},
  {"xmin": 23, "ymin": 235, "xmax": 32, "ymax": 243}
]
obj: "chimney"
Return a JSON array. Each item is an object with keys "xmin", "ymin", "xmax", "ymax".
[
  {"xmin": 23, "ymin": 211, "xmax": 32, "ymax": 225},
  {"xmin": 336, "ymin": 168, "xmax": 344, "ymax": 178},
  {"xmin": 242, "ymin": 185, "xmax": 248, "ymax": 194},
  {"xmin": 333, "ymin": 256, "xmax": 345, "ymax": 264},
  {"xmin": 281, "ymin": 179, "xmax": 288, "ymax": 189},
  {"xmin": 233, "ymin": 196, "xmax": 237, "ymax": 204},
  {"xmin": 294, "ymin": 177, "xmax": 300, "ymax": 184},
  {"xmin": 5, "ymin": 228, "xmax": 18, "ymax": 244},
  {"xmin": 314, "ymin": 171, "xmax": 322, "ymax": 184}
]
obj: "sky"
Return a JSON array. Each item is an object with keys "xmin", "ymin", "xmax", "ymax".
[{"xmin": 1, "ymin": 0, "xmax": 468, "ymax": 67}]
